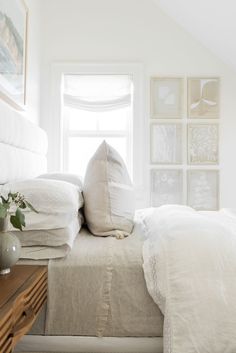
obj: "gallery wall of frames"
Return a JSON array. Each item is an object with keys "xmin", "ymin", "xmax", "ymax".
[{"xmin": 150, "ymin": 77, "xmax": 219, "ymax": 210}]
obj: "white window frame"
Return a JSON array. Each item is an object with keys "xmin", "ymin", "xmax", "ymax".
[{"xmin": 50, "ymin": 63, "xmax": 146, "ymax": 205}]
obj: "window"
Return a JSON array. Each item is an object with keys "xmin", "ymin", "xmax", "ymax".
[
  {"xmin": 50, "ymin": 63, "xmax": 144, "ymax": 206},
  {"xmin": 62, "ymin": 74, "xmax": 133, "ymax": 177}
]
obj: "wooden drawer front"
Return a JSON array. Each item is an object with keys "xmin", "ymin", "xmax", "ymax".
[
  {"xmin": 26, "ymin": 271, "xmax": 47, "ymax": 315},
  {"xmin": 11, "ymin": 270, "xmax": 47, "ymax": 347},
  {"xmin": 0, "ymin": 310, "xmax": 13, "ymax": 353}
]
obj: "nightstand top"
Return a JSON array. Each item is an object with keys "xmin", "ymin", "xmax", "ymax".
[{"xmin": 0, "ymin": 265, "xmax": 47, "ymax": 309}]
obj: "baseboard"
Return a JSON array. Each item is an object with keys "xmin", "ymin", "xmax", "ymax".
[{"xmin": 15, "ymin": 335, "xmax": 163, "ymax": 353}]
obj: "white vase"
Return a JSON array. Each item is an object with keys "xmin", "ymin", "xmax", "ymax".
[{"xmin": 0, "ymin": 219, "xmax": 21, "ymax": 275}]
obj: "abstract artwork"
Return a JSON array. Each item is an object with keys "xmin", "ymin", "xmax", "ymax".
[
  {"xmin": 187, "ymin": 170, "xmax": 219, "ymax": 210},
  {"xmin": 150, "ymin": 169, "xmax": 183, "ymax": 207},
  {"xmin": 188, "ymin": 124, "xmax": 218, "ymax": 165},
  {"xmin": 151, "ymin": 123, "xmax": 182, "ymax": 164},
  {"xmin": 150, "ymin": 77, "xmax": 183, "ymax": 118},
  {"xmin": 0, "ymin": 0, "xmax": 27, "ymax": 108},
  {"xmin": 188, "ymin": 78, "xmax": 219, "ymax": 118}
]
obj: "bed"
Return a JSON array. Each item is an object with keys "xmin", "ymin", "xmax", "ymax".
[
  {"xmin": 0, "ymin": 104, "xmax": 163, "ymax": 353},
  {"xmin": 2, "ymin": 104, "xmax": 236, "ymax": 353}
]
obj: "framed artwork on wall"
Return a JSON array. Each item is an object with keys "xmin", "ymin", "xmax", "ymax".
[
  {"xmin": 150, "ymin": 169, "xmax": 183, "ymax": 207},
  {"xmin": 187, "ymin": 170, "xmax": 219, "ymax": 210},
  {"xmin": 188, "ymin": 123, "xmax": 219, "ymax": 165},
  {"xmin": 150, "ymin": 77, "xmax": 183, "ymax": 118},
  {"xmin": 187, "ymin": 78, "xmax": 219, "ymax": 118},
  {"xmin": 150, "ymin": 123, "xmax": 182, "ymax": 164},
  {"xmin": 0, "ymin": 0, "xmax": 28, "ymax": 110}
]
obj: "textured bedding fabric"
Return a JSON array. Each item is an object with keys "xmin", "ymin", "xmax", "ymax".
[
  {"xmin": 29, "ymin": 224, "xmax": 163, "ymax": 337},
  {"xmin": 14, "ymin": 215, "xmax": 82, "ymax": 259},
  {"xmin": 142, "ymin": 205, "xmax": 236, "ymax": 353}
]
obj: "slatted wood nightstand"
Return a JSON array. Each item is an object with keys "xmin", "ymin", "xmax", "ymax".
[{"xmin": 0, "ymin": 265, "xmax": 47, "ymax": 353}]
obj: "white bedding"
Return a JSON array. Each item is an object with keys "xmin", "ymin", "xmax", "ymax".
[
  {"xmin": 142, "ymin": 205, "xmax": 236, "ymax": 353},
  {"xmin": 15, "ymin": 215, "xmax": 82, "ymax": 259}
]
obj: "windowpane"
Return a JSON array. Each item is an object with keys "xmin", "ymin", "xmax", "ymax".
[
  {"xmin": 65, "ymin": 107, "xmax": 97, "ymax": 131},
  {"xmin": 98, "ymin": 108, "xmax": 129, "ymax": 131},
  {"xmin": 68, "ymin": 137, "xmax": 127, "ymax": 176},
  {"xmin": 66, "ymin": 107, "xmax": 129, "ymax": 131}
]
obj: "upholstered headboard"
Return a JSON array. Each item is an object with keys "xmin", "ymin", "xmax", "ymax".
[{"xmin": 0, "ymin": 103, "xmax": 47, "ymax": 184}]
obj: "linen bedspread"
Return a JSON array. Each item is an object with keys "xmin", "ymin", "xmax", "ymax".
[
  {"xmin": 142, "ymin": 205, "xmax": 236, "ymax": 353},
  {"xmin": 45, "ymin": 226, "xmax": 163, "ymax": 337}
]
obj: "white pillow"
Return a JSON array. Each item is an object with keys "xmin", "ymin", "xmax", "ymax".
[
  {"xmin": 83, "ymin": 141, "xmax": 135, "ymax": 237},
  {"xmin": 1, "ymin": 179, "xmax": 84, "ymax": 231},
  {"xmin": 38, "ymin": 172, "xmax": 83, "ymax": 190}
]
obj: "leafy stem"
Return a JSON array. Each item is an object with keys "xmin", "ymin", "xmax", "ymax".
[{"xmin": 0, "ymin": 192, "xmax": 38, "ymax": 231}]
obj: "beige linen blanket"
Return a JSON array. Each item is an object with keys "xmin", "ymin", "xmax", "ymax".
[
  {"xmin": 142, "ymin": 205, "xmax": 236, "ymax": 353},
  {"xmin": 45, "ymin": 226, "xmax": 163, "ymax": 337}
]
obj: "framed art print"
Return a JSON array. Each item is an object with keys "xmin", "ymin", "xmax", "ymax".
[
  {"xmin": 151, "ymin": 123, "xmax": 182, "ymax": 164},
  {"xmin": 150, "ymin": 77, "xmax": 183, "ymax": 118},
  {"xmin": 188, "ymin": 78, "xmax": 219, "ymax": 118},
  {"xmin": 188, "ymin": 124, "xmax": 218, "ymax": 165},
  {"xmin": 187, "ymin": 170, "xmax": 219, "ymax": 210},
  {"xmin": 0, "ymin": 0, "xmax": 28, "ymax": 109},
  {"xmin": 150, "ymin": 169, "xmax": 183, "ymax": 207}
]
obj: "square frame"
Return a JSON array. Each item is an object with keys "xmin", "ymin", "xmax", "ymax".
[
  {"xmin": 187, "ymin": 77, "xmax": 220, "ymax": 118},
  {"xmin": 150, "ymin": 169, "xmax": 183, "ymax": 207},
  {"xmin": 150, "ymin": 123, "xmax": 183, "ymax": 164},
  {"xmin": 187, "ymin": 169, "xmax": 219, "ymax": 210},
  {"xmin": 0, "ymin": 0, "xmax": 28, "ymax": 110},
  {"xmin": 150, "ymin": 77, "xmax": 184, "ymax": 119},
  {"xmin": 187, "ymin": 123, "xmax": 219, "ymax": 165}
]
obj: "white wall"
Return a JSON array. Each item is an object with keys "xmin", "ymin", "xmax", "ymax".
[
  {"xmin": 39, "ymin": 0, "xmax": 236, "ymax": 207},
  {"xmin": 0, "ymin": 0, "xmax": 41, "ymax": 124}
]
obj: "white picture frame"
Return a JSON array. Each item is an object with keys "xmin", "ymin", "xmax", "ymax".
[
  {"xmin": 150, "ymin": 77, "xmax": 183, "ymax": 118},
  {"xmin": 188, "ymin": 77, "xmax": 219, "ymax": 118},
  {"xmin": 151, "ymin": 123, "xmax": 182, "ymax": 164},
  {"xmin": 150, "ymin": 169, "xmax": 183, "ymax": 207},
  {"xmin": 0, "ymin": 0, "xmax": 28, "ymax": 110},
  {"xmin": 187, "ymin": 170, "xmax": 219, "ymax": 210},
  {"xmin": 188, "ymin": 123, "xmax": 219, "ymax": 165}
]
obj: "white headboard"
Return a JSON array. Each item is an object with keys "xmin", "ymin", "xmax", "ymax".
[{"xmin": 0, "ymin": 103, "xmax": 48, "ymax": 184}]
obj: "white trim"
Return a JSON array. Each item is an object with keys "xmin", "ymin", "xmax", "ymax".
[
  {"xmin": 15, "ymin": 335, "xmax": 163, "ymax": 353},
  {"xmin": 50, "ymin": 63, "xmax": 145, "ymax": 205}
]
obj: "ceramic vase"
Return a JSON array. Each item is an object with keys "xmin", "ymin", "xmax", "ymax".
[{"xmin": 0, "ymin": 218, "xmax": 21, "ymax": 275}]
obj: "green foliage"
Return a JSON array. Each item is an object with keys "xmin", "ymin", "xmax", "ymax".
[{"xmin": 0, "ymin": 192, "xmax": 38, "ymax": 231}]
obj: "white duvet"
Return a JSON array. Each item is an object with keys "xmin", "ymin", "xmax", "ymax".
[{"xmin": 141, "ymin": 205, "xmax": 236, "ymax": 353}]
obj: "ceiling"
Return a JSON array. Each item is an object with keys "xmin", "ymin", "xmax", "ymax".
[{"xmin": 154, "ymin": 0, "xmax": 236, "ymax": 72}]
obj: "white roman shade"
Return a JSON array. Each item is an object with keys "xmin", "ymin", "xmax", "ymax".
[{"xmin": 63, "ymin": 75, "xmax": 132, "ymax": 112}]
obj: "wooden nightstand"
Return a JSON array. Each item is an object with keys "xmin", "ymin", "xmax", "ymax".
[{"xmin": 0, "ymin": 265, "xmax": 47, "ymax": 353}]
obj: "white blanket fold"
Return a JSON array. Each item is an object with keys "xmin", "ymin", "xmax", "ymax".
[{"xmin": 142, "ymin": 205, "xmax": 236, "ymax": 353}]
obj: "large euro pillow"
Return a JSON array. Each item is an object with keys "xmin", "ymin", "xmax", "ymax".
[
  {"xmin": 1, "ymin": 179, "xmax": 84, "ymax": 231},
  {"xmin": 38, "ymin": 172, "xmax": 83, "ymax": 190},
  {"xmin": 83, "ymin": 141, "xmax": 135, "ymax": 237}
]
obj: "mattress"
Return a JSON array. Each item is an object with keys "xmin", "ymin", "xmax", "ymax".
[{"xmin": 24, "ymin": 224, "xmax": 163, "ymax": 337}]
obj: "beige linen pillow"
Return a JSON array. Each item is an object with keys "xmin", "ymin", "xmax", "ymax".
[{"xmin": 83, "ymin": 141, "xmax": 135, "ymax": 237}]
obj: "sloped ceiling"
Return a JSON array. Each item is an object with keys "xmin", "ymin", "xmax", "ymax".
[{"xmin": 154, "ymin": 0, "xmax": 236, "ymax": 72}]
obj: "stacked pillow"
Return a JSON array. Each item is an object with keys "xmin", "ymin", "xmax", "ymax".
[
  {"xmin": 2, "ymin": 178, "xmax": 83, "ymax": 231},
  {"xmin": 0, "ymin": 178, "xmax": 84, "ymax": 259},
  {"xmin": 38, "ymin": 172, "xmax": 83, "ymax": 190},
  {"xmin": 83, "ymin": 141, "xmax": 135, "ymax": 237}
]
